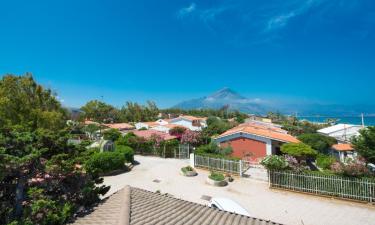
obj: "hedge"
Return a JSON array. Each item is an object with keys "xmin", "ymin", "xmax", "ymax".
[
  {"xmin": 85, "ymin": 151, "xmax": 125, "ymax": 174},
  {"xmin": 116, "ymin": 145, "xmax": 135, "ymax": 163}
]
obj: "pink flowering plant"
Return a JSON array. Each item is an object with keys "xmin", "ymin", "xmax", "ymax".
[{"xmin": 181, "ymin": 130, "xmax": 201, "ymax": 145}]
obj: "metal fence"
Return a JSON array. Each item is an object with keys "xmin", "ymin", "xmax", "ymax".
[
  {"xmin": 269, "ymin": 171, "xmax": 375, "ymax": 202},
  {"xmin": 194, "ymin": 154, "xmax": 242, "ymax": 175}
]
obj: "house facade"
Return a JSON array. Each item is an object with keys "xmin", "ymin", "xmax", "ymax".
[
  {"xmin": 169, "ymin": 115, "xmax": 207, "ymax": 131},
  {"xmin": 214, "ymin": 123, "xmax": 299, "ymax": 160},
  {"xmin": 330, "ymin": 143, "xmax": 357, "ymax": 162}
]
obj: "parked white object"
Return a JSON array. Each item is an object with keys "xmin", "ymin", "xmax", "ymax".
[{"xmin": 209, "ymin": 198, "xmax": 251, "ymax": 217}]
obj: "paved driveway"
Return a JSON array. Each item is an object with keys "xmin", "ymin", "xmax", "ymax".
[{"xmin": 103, "ymin": 155, "xmax": 375, "ymax": 225}]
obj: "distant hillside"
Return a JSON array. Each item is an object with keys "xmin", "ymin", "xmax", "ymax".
[
  {"xmin": 173, "ymin": 87, "xmax": 270, "ymax": 114},
  {"xmin": 173, "ymin": 88, "xmax": 375, "ymax": 116}
]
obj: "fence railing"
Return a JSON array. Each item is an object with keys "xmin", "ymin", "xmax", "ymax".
[
  {"xmin": 194, "ymin": 154, "xmax": 242, "ymax": 175},
  {"xmin": 269, "ymin": 171, "xmax": 375, "ymax": 202}
]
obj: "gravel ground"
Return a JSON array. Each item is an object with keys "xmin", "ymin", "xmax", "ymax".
[{"xmin": 103, "ymin": 155, "xmax": 375, "ymax": 225}]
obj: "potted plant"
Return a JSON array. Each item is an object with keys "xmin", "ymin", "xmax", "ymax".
[
  {"xmin": 225, "ymin": 173, "xmax": 234, "ymax": 182},
  {"xmin": 180, "ymin": 166, "xmax": 198, "ymax": 177},
  {"xmin": 206, "ymin": 171, "xmax": 228, "ymax": 187}
]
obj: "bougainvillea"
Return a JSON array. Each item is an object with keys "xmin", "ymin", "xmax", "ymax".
[{"xmin": 181, "ymin": 130, "xmax": 201, "ymax": 145}]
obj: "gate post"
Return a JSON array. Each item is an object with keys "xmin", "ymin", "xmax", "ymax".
[
  {"xmin": 190, "ymin": 153, "xmax": 195, "ymax": 168},
  {"xmin": 239, "ymin": 160, "xmax": 243, "ymax": 177}
]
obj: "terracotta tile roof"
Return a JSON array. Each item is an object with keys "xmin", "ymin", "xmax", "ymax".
[
  {"xmin": 71, "ymin": 186, "xmax": 282, "ymax": 225},
  {"xmin": 104, "ymin": 123, "xmax": 134, "ymax": 130},
  {"xmin": 84, "ymin": 120, "xmax": 99, "ymax": 125},
  {"xmin": 143, "ymin": 121, "xmax": 159, "ymax": 127},
  {"xmin": 132, "ymin": 130, "xmax": 177, "ymax": 141},
  {"xmin": 331, "ymin": 143, "xmax": 354, "ymax": 151},
  {"xmin": 216, "ymin": 123, "xmax": 299, "ymax": 143},
  {"xmin": 177, "ymin": 115, "xmax": 207, "ymax": 121}
]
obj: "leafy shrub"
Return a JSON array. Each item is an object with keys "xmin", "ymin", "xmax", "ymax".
[
  {"xmin": 24, "ymin": 188, "xmax": 73, "ymax": 225},
  {"xmin": 195, "ymin": 142, "xmax": 235, "ymax": 159},
  {"xmin": 284, "ymin": 155, "xmax": 303, "ymax": 172},
  {"xmin": 330, "ymin": 159, "xmax": 370, "ymax": 177},
  {"xmin": 209, "ymin": 171, "xmax": 225, "ymax": 181},
  {"xmin": 298, "ymin": 133, "xmax": 337, "ymax": 154},
  {"xmin": 103, "ymin": 128, "xmax": 121, "ymax": 141},
  {"xmin": 281, "ymin": 143, "xmax": 318, "ymax": 159},
  {"xmin": 181, "ymin": 166, "xmax": 194, "ymax": 173},
  {"xmin": 85, "ymin": 151, "xmax": 125, "ymax": 174},
  {"xmin": 261, "ymin": 155, "xmax": 288, "ymax": 170},
  {"xmin": 316, "ymin": 154, "xmax": 336, "ymax": 170},
  {"xmin": 116, "ymin": 145, "xmax": 134, "ymax": 163}
]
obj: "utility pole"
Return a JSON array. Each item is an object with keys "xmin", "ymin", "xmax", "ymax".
[{"xmin": 361, "ymin": 113, "xmax": 365, "ymax": 127}]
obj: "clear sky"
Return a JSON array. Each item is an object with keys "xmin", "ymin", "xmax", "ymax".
[{"xmin": 0, "ymin": 0, "xmax": 374, "ymax": 108}]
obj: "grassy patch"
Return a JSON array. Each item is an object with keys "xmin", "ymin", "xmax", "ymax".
[{"xmin": 209, "ymin": 171, "xmax": 225, "ymax": 181}]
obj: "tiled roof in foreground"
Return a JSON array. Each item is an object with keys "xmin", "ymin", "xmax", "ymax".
[{"xmin": 71, "ymin": 186, "xmax": 282, "ymax": 225}]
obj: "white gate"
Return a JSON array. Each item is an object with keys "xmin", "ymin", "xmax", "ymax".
[{"xmin": 175, "ymin": 144, "xmax": 191, "ymax": 159}]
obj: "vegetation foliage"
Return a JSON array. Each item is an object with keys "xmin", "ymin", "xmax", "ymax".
[
  {"xmin": 298, "ymin": 133, "xmax": 337, "ymax": 154},
  {"xmin": 209, "ymin": 171, "xmax": 225, "ymax": 181},
  {"xmin": 0, "ymin": 74, "xmax": 109, "ymax": 225},
  {"xmin": 281, "ymin": 142, "xmax": 318, "ymax": 159},
  {"xmin": 352, "ymin": 127, "xmax": 375, "ymax": 164}
]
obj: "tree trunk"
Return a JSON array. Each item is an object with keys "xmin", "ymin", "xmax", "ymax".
[{"xmin": 15, "ymin": 177, "xmax": 26, "ymax": 217}]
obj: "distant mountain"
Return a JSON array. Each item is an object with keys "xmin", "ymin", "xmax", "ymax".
[
  {"xmin": 173, "ymin": 87, "xmax": 269, "ymax": 114},
  {"xmin": 173, "ymin": 88, "xmax": 375, "ymax": 116}
]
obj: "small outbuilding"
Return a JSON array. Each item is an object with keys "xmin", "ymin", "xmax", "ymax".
[{"xmin": 330, "ymin": 143, "xmax": 357, "ymax": 162}]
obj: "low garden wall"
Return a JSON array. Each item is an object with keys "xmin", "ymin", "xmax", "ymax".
[{"xmin": 269, "ymin": 170, "xmax": 375, "ymax": 203}]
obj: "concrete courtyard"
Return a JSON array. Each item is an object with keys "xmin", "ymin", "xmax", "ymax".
[{"xmin": 103, "ymin": 155, "xmax": 375, "ymax": 225}]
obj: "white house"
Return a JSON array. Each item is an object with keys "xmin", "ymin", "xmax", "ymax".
[
  {"xmin": 135, "ymin": 119, "xmax": 170, "ymax": 130},
  {"xmin": 330, "ymin": 143, "xmax": 357, "ymax": 162},
  {"xmin": 169, "ymin": 115, "xmax": 207, "ymax": 131},
  {"xmin": 317, "ymin": 124, "xmax": 363, "ymax": 143},
  {"xmin": 150, "ymin": 124, "xmax": 186, "ymax": 134}
]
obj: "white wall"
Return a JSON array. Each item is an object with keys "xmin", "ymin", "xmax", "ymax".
[{"xmin": 170, "ymin": 118, "xmax": 203, "ymax": 131}]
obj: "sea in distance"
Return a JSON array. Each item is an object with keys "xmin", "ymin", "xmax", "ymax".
[{"xmin": 298, "ymin": 116, "xmax": 375, "ymax": 126}]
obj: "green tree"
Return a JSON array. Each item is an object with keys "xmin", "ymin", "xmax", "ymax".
[
  {"xmin": 0, "ymin": 74, "xmax": 67, "ymax": 131},
  {"xmin": 352, "ymin": 126, "xmax": 375, "ymax": 164},
  {"xmin": 81, "ymin": 100, "xmax": 119, "ymax": 123},
  {"xmin": 281, "ymin": 142, "xmax": 318, "ymax": 160},
  {"xmin": 0, "ymin": 74, "xmax": 108, "ymax": 224},
  {"xmin": 298, "ymin": 133, "xmax": 337, "ymax": 154},
  {"xmin": 202, "ymin": 117, "xmax": 234, "ymax": 137},
  {"xmin": 103, "ymin": 128, "xmax": 121, "ymax": 141}
]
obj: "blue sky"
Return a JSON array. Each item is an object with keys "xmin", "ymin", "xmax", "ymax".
[{"xmin": 0, "ymin": 0, "xmax": 374, "ymax": 108}]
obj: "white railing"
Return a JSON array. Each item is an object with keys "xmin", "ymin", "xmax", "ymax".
[
  {"xmin": 193, "ymin": 154, "xmax": 242, "ymax": 175},
  {"xmin": 269, "ymin": 171, "xmax": 375, "ymax": 202}
]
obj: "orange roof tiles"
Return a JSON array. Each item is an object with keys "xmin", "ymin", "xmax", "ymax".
[
  {"xmin": 331, "ymin": 143, "xmax": 354, "ymax": 151},
  {"xmin": 132, "ymin": 130, "xmax": 177, "ymax": 141},
  {"xmin": 103, "ymin": 123, "xmax": 134, "ymax": 130},
  {"xmin": 216, "ymin": 123, "xmax": 299, "ymax": 143},
  {"xmin": 178, "ymin": 115, "xmax": 207, "ymax": 121}
]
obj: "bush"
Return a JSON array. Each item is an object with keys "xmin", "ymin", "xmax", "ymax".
[
  {"xmin": 209, "ymin": 171, "xmax": 225, "ymax": 181},
  {"xmin": 103, "ymin": 128, "xmax": 121, "ymax": 141},
  {"xmin": 116, "ymin": 145, "xmax": 134, "ymax": 163},
  {"xmin": 331, "ymin": 159, "xmax": 370, "ymax": 177},
  {"xmin": 85, "ymin": 151, "xmax": 125, "ymax": 174},
  {"xmin": 261, "ymin": 155, "xmax": 288, "ymax": 170},
  {"xmin": 181, "ymin": 166, "xmax": 194, "ymax": 173},
  {"xmin": 316, "ymin": 154, "xmax": 336, "ymax": 170},
  {"xmin": 281, "ymin": 143, "xmax": 318, "ymax": 160},
  {"xmin": 298, "ymin": 133, "xmax": 337, "ymax": 154},
  {"xmin": 195, "ymin": 142, "xmax": 235, "ymax": 159}
]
